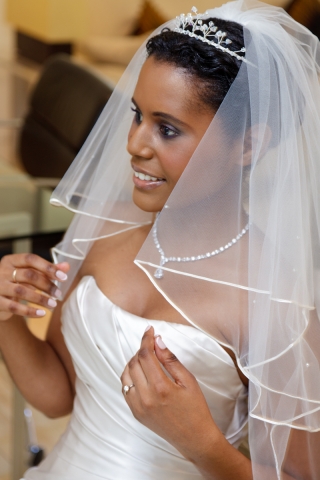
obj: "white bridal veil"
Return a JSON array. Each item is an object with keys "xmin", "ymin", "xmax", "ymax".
[{"xmin": 51, "ymin": 0, "xmax": 320, "ymax": 477}]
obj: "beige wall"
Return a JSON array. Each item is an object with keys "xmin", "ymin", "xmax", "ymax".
[
  {"xmin": 4, "ymin": 0, "xmax": 300, "ymax": 44},
  {"xmin": 152, "ymin": 0, "xmax": 292, "ymax": 20},
  {"xmin": 0, "ymin": 0, "xmax": 13, "ymax": 58},
  {"xmin": 6, "ymin": 0, "xmax": 87, "ymax": 42}
]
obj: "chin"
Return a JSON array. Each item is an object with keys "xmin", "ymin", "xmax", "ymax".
[{"xmin": 132, "ymin": 189, "xmax": 166, "ymax": 213}]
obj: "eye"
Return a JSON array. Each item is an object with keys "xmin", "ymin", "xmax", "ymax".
[
  {"xmin": 159, "ymin": 124, "xmax": 179, "ymax": 138},
  {"xmin": 131, "ymin": 107, "xmax": 142, "ymax": 125}
]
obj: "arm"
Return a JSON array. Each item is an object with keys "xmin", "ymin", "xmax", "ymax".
[{"xmin": 0, "ymin": 253, "xmax": 76, "ymax": 417}]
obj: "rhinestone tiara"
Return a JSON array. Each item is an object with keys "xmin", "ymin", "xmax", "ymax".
[{"xmin": 174, "ymin": 6, "xmax": 248, "ymax": 63}]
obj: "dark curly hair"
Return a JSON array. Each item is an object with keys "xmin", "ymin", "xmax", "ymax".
[{"xmin": 146, "ymin": 18, "xmax": 246, "ymax": 112}]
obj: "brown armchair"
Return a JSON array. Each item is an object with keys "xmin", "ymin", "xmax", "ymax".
[{"xmin": 19, "ymin": 54, "xmax": 113, "ymax": 178}]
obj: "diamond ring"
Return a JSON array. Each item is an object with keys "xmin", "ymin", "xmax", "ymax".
[{"xmin": 123, "ymin": 384, "xmax": 135, "ymax": 395}]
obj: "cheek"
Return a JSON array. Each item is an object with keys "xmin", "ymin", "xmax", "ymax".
[
  {"xmin": 162, "ymin": 155, "xmax": 188, "ymax": 185},
  {"xmin": 161, "ymin": 142, "xmax": 196, "ymax": 184}
]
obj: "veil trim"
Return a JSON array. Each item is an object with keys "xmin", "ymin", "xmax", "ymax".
[{"xmin": 135, "ymin": 260, "xmax": 315, "ymax": 310}]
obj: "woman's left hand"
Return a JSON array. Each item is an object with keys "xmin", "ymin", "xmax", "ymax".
[{"xmin": 121, "ymin": 325, "xmax": 220, "ymax": 461}]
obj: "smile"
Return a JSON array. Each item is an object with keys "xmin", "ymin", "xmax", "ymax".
[
  {"xmin": 132, "ymin": 169, "xmax": 166, "ymax": 191},
  {"xmin": 134, "ymin": 172, "xmax": 162, "ymax": 182}
]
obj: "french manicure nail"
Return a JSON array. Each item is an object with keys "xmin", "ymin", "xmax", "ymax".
[
  {"xmin": 56, "ymin": 270, "xmax": 68, "ymax": 281},
  {"xmin": 54, "ymin": 288, "xmax": 62, "ymax": 298},
  {"xmin": 48, "ymin": 298, "xmax": 57, "ymax": 308},
  {"xmin": 36, "ymin": 309, "xmax": 46, "ymax": 317},
  {"xmin": 145, "ymin": 325, "xmax": 151, "ymax": 332},
  {"xmin": 156, "ymin": 336, "xmax": 167, "ymax": 350}
]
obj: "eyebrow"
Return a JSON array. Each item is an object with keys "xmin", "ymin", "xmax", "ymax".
[{"xmin": 131, "ymin": 98, "xmax": 189, "ymax": 128}]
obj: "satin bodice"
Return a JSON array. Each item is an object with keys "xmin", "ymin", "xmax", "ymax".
[{"xmin": 23, "ymin": 275, "xmax": 248, "ymax": 479}]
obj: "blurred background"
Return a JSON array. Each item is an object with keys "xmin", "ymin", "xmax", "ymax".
[{"xmin": 0, "ymin": 0, "xmax": 319, "ymax": 479}]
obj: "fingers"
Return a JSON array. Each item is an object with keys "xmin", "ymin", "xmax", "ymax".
[
  {"xmin": 120, "ymin": 364, "xmax": 136, "ymax": 396},
  {"xmin": 0, "ymin": 254, "xmax": 70, "ymax": 320},
  {"xmin": 1, "ymin": 255, "xmax": 69, "ymax": 297},
  {"xmin": 0, "ymin": 296, "xmax": 47, "ymax": 319},
  {"xmin": 121, "ymin": 327, "xmax": 155, "ymax": 393},
  {"xmin": 122, "ymin": 326, "xmax": 195, "ymax": 402},
  {"xmin": 0, "ymin": 282, "xmax": 58, "ymax": 310},
  {"xmin": 121, "ymin": 326, "xmax": 168, "ymax": 402},
  {"xmin": 1, "ymin": 253, "xmax": 69, "ymax": 282},
  {"xmin": 10, "ymin": 268, "xmax": 62, "ymax": 298},
  {"xmin": 133, "ymin": 326, "xmax": 168, "ymax": 384},
  {"xmin": 154, "ymin": 335, "xmax": 195, "ymax": 387},
  {"xmin": 125, "ymin": 354, "xmax": 149, "ymax": 393}
]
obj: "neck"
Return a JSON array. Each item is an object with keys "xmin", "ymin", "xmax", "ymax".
[{"xmin": 158, "ymin": 172, "xmax": 248, "ymax": 245}]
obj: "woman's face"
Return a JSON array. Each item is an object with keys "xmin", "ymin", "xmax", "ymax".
[{"xmin": 127, "ymin": 57, "xmax": 214, "ymax": 213}]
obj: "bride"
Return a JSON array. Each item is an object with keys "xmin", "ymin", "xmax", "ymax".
[{"xmin": 0, "ymin": 1, "xmax": 320, "ymax": 478}]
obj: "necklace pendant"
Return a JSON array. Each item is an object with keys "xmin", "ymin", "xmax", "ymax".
[
  {"xmin": 154, "ymin": 268, "xmax": 164, "ymax": 279},
  {"xmin": 154, "ymin": 255, "xmax": 166, "ymax": 279}
]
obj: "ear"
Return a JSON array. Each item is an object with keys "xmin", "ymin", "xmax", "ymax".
[{"xmin": 240, "ymin": 123, "xmax": 272, "ymax": 167}]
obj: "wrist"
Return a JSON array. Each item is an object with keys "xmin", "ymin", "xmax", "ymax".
[
  {"xmin": 179, "ymin": 421, "xmax": 224, "ymax": 465},
  {"xmin": 186, "ymin": 428, "xmax": 252, "ymax": 480}
]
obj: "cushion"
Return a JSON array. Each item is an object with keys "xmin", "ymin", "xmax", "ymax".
[
  {"xmin": 134, "ymin": 0, "xmax": 166, "ymax": 34},
  {"xmin": 85, "ymin": 0, "xmax": 144, "ymax": 37},
  {"xmin": 148, "ymin": 0, "xmax": 226, "ymax": 21},
  {"xmin": 78, "ymin": 32, "xmax": 151, "ymax": 66},
  {"xmin": 148, "ymin": 0, "xmax": 290, "ymax": 21}
]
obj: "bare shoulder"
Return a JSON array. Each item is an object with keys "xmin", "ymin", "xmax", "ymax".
[{"xmin": 74, "ymin": 223, "xmax": 165, "ymax": 317}]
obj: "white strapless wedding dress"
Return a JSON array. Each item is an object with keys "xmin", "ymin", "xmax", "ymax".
[{"xmin": 23, "ymin": 275, "xmax": 248, "ymax": 479}]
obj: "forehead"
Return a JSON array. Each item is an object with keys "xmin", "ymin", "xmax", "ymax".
[{"xmin": 133, "ymin": 57, "xmax": 198, "ymax": 114}]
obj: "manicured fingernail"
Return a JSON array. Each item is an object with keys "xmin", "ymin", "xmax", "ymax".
[
  {"xmin": 144, "ymin": 325, "xmax": 151, "ymax": 332},
  {"xmin": 156, "ymin": 336, "xmax": 167, "ymax": 350},
  {"xmin": 54, "ymin": 288, "xmax": 62, "ymax": 298},
  {"xmin": 47, "ymin": 298, "xmax": 57, "ymax": 308},
  {"xmin": 56, "ymin": 270, "xmax": 68, "ymax": 281},
  {"xmin": 36, "ymin": 309, "xmax": 46, "ymax": 317}
]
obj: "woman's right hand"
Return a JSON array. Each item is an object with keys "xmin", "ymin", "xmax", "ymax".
[{"xmin": 0, "ymin": 253, "xmax": 69, "ymax": 321}]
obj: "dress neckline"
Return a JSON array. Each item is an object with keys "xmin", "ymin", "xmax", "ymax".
[
  {"xmin": 79, "ymin": 275, "xmax": 237, "ymax": 368},
  {"xmin": 84, "ymin": 275, "xmax": 194, "ymax": 328}
]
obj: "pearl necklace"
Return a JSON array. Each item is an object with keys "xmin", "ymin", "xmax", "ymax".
[{"xmin": 152, "ymin": 216, "xmax": 249, "ymax": 279}]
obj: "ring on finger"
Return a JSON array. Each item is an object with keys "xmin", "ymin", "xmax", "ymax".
[
  {"xmin": 12, "ymin": 269, "xmax": 18, "ymax": 283},
  {"xmin": 123, "ymin": 384, "xmax": 135, "ymax": 396}
]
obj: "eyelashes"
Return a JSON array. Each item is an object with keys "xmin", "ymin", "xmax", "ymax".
[
  {"xmin": 131, "ymin": 107, "xmax": 142, "ymax": 125},
  {"xmin": 159, "ymin": 125, "xmax": 179, "ymax": 137},
  {"xmin": 130, "ymin": 106, "xmax": 180, "ymax": 138}
]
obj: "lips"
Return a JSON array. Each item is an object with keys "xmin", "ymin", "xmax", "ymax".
[{"xmin": 132, "ymin": 166, "xmax": 165, "ymax": 190}]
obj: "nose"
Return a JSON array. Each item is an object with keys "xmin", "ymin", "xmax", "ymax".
[{"xmin": 127, "ymin": 122, "xmax": 153, "ymax": 160}]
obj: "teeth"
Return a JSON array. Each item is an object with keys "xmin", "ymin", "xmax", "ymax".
[{"xmin": 134, "ymin": 172, "xmax": 160, "ymax": 181}]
